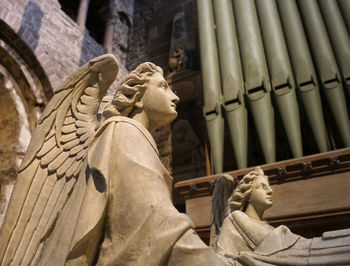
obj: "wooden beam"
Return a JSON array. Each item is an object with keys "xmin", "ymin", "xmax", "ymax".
[{"xmin": 175, "ymin": 147, "xmax": 350, "ymax": 199}]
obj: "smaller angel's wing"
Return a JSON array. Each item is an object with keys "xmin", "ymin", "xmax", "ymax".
[
  {"xmin": 211, "ymin": 174, "xmax": 236, "ymax": 235},
  {"xmin": 0, "ymin": 54, "xmax": 119, "ymax": 266}
]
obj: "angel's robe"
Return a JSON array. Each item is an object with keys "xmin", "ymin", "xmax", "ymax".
[
  {"xmin": 37, "ymin": 116, "xmax": 228, "ymax": 266},
  {"xmin": 216, "ymin": 211, "xmax": 350, "ymax": 265}
]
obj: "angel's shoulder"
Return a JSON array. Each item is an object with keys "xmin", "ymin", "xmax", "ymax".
[
  {"xmin": 99, "ymin": 117, "xmax": 149, "ymax": 137},
  {"xmin": 97, "ymin": 116, "xmax": 140, "ymax": 136},
  {"xmin": 97, "ymin": 116, "xmax": 158, "ymax": 155}
]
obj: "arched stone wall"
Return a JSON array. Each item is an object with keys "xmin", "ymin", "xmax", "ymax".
[
  {"xmin": 0, "ymin": 20, "xmax": 53, "ymax": 97},
  {"xmin": 0, "ymin": 22, "xmax": 49, "ymax": 227}
]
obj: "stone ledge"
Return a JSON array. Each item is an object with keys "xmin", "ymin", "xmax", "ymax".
[{"xmin": 175, "ymin": 147, "xmax": 350, "ymax": 199}]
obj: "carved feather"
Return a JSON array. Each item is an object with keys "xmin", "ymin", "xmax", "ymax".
[
  {"xmin": 56, "ymin": 156, "xmax": 76, "ymax": 178},
  {"xmin": 77, "ymin": 102, "xmax": 90, "ymax": 115},
  {"xmin": 19, "ymin": 114, "xmax": 56, "ymax": 172},
  {"xmin": 65, "ymin": 159, "xmax": 80, "ymax": 179},
  {"xmin": 75, "ymin": 120, "xmax": 89, "ymax": 128},
  {"xmin": 73, "ymin": 163, "xmax": 83, "ymax": 177},
  {"xmin": 85, "ymin": 86, "xmax": 98, "ymax": 97},
  {"xmin": 70, "ymin": 80, "xmax": 89, "ymax": 117},
  {"xmin": 12, "ymin": 174, "xmax": 57, "ymax": 266},
  {"xmin": 41, "ymin": 147, "xmax": 63, "ymax": 167},
  {"xmin": 76, "ymin": 148, "xmax": 86, "ymax": 161},
  {"xmin": 37, "ymin": 135, "xmax": 57, "ymax": 158},
  {"xmin": 45, "ymin": 129, "xmax": 56, "ymax": 141},
  {"xmin": 55, "ymin": 96, "xmax": 74, "ymax": 144},
  {"xmin": 79, "ymin": 131, "xmax": 90, "ymax": 143},
  {"xmin": 84, "ymin": 137, "xmax": 93, "ymax": 148},
  {"xmin": 76, "ymin": 127, "xmax": 88, "ymax": 136},
  {"xmin": 41, "ymin": 178, "xmax": 77, "ymax": 241},
  {"xmin": 0, "ymin": 160, "xmax": 40, "ymax": 263},
  {"xmin": 80, "ymin": 94, "xmax": 93, "ymax": 105},
  {"xmin": 1, "ymin": 165, "xmax": 48, "ymax": 264},
  {"xmin": 77, "ymin": 93, "xmax": 99, "ymax": 115},
  {"xmin": 63, "ymin": 139, "xmax": 80, "ymax": 151},
  {"xmin": 47, "ymin": 151, "xmax": 70, "ymax": 174},
  {"xmin": 63, "ymin": 116, "xmax": 75, "ymax": 125},
  {"xmin": 60, "ymin": 132, "xmax": 77, "ymax": 144},
  {"xmin": 75, "ymin": 112, "xmax": 93, "ymax": 122},
  {"xmin": 62, "ymin": 124, "xmax": 76, "ymax": 134},
  {"xmin": 71, "ymin": 76, "xmax": 85, "ymax": 95},
  {"xmin": 39, "ymin": 89, "xmax": 70, "ymax": 124},
  {"xmin": 69, "ymin": 144, "xmax": 84, "ymax": 156},
  {"xmin": 21, "ymin": 176, "xmax": 66, "ymax": 264},
  {"xmin": 66, "ymin": 108, "xmax": 73, "ymax": 117}
]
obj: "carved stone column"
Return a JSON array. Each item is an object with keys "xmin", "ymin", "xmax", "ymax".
[
  {"xmin": 103, "ymin": 4, "xmax": 114, "ymax": 54},
  {"xmin": 77, "ymin": 0, "xmax": 90, "ymax": 29}
]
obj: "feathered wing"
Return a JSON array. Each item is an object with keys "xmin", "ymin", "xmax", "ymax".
[
  {"xmin": 210, "ymin": 174, "xmax": 236, "ymax": 247},
  {"xmin": 0, "ymin": 54, "xmax": 119, "ymax": 266}
]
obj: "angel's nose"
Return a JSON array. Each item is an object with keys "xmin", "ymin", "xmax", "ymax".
[{"xmin": 170, "ymin": 90, "xmax": 179, "ymax": 105}]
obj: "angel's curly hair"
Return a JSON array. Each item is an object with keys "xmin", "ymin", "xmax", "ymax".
[
  {"xmin": 102, "ymin": 62, "xmax": 163, "ymax": 118},
  {"xmin": 228, "ymin": 167, "xmax": 266, "ymax": 212}
]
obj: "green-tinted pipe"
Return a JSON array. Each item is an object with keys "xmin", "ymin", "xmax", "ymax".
[
  {"xmin": 213, "ymin": 0, "xmax": 247, "ymax": 169},
  {"xmin": 337, "ymin": 0, "xmax": 350, "ymax": 34},
  {"xmin": 277, "ymin": 0, "xmax": 329, "ymax": 152},
  {"xmin": 298, "ymin": 0, "xmax": 350, "ymax": 147},
  {"xmin": 224, "ymin": 105, "xmax": 247, "ymax": 169},
  {"xmin": 256, "ymin": 0, "xmax": 302, "ymax": 158},
  {"xmin": 318, "ymin": 0, "xmax": 350, "ymax": 96},
  {"xmin": 196, "ymin": 0, "xmax": 224, "ymax": 173},
  {"xmin": 232, "ymin": 0, "xmax": 275, "ymax": 163},
  {"xmin": 249, "ymin": 93, "xmax": 275, "ymax": 163}
]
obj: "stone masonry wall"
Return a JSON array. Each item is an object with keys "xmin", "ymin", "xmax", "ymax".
[{"xmin": 0, "ymin": 0, "xmax": 130, "ymax": 91}]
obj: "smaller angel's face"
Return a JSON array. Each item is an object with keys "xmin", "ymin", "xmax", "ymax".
[
  {"xmin": 249, "ymin": 175, "xmax": 273, "ymax": 212},
  {"xmin": 141, "ymin": 72, "xmax": 179, "ymax": 129}
]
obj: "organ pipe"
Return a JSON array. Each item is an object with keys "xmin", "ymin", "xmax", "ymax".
[
  {"xmin": 212, "ymin": 0, "xmax": 248, "ymax": 169},
  {"xmin": 256, "ymin": 0, "xmax": 303, "ymax": 158},
  {"xmin": 196, "ymin": 0, "xmax": 224, "ymax": 173}
]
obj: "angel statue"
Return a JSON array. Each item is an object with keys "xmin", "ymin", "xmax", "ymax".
[
  {"xmin": 0, "ymin": 55, "xmax": 232, "ymax": 266},
  {"xmin": 211, "ymin": 167, "xmax": 350, "ymax": 265}
]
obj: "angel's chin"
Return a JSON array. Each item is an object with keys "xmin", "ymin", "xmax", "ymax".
[
  {"xmin": 169, "ymin": 111, "xmax": 178, "ymax": 121},
  {"xmin": 160, "ymin": 112, "xmax": 178, "ymax": 127}
]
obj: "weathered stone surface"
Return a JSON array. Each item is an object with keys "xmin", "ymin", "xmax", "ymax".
[{"xmin": 0, "ymin": 83, "xmax": 19, "ymax": 145}]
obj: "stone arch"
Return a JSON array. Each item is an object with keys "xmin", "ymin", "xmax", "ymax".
[{"xmin": 0, "ymin": 19, "xmax": 51, "ymax": 226}]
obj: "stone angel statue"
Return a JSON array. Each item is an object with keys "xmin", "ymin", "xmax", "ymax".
[
  {"xmin": 211, "ymin": 167, "xmax": 350, "ymax": 265},
  {"xmin": 0, "ymin": 55, "xmax": 231, "ymax": 266}
]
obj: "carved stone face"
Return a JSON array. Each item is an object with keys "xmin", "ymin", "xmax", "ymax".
[
  {"xmin": 141, "ymin": 72, "xmax": 179, "ymax": 129},
  {"xmin": 249, "ymin": 175, "xmax": 273, "ymax": 213}
]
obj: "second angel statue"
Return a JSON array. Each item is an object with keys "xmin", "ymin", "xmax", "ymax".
[{"xmin": 211, "ymin": 168, "xmax": 350, "ymax": 265}]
